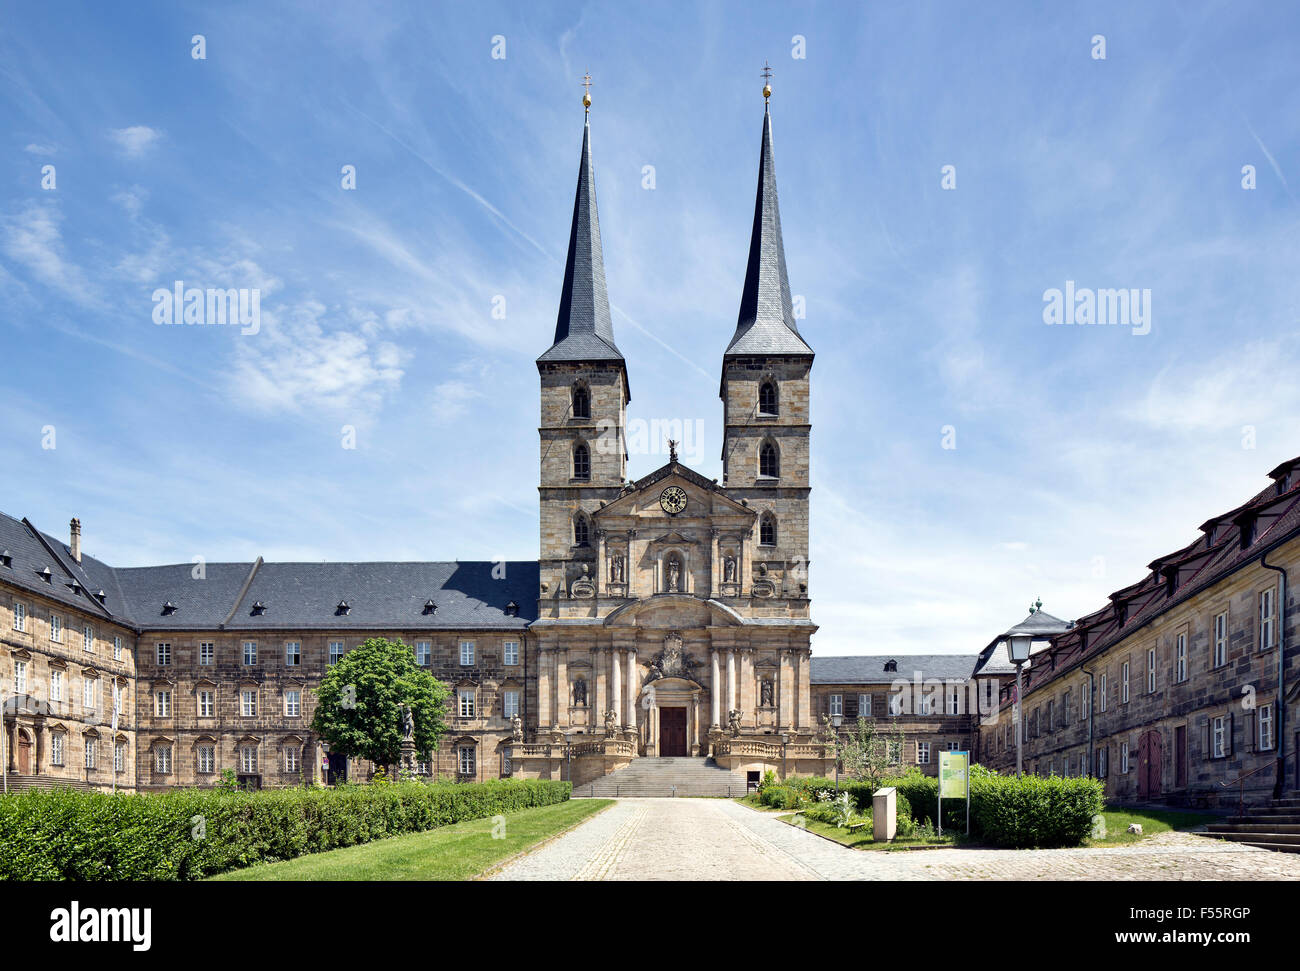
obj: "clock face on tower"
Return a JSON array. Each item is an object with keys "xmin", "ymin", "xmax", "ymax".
[{"xmin": 659, "ymin": 486, "xmax": 688, "ymax": 516}]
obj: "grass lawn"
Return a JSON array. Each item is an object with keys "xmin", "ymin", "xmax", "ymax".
[
  {"xmin": 776, "ymin": 814, "xmax": 958, "ymax": 851},
  {"xmin": 1088, "ymin": 805, "xmax": 1221, "ymax": 846},
  {"xmin": 209, "ymin": 798, "xmax": 613, "ymax": 881}
]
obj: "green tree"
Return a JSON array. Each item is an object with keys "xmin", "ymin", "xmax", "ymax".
[
  {"xmin": 311, "ymin": 637, "xmax": 449, "ymax": 769},
  {"xmin": 821, "ymin": 714, "xmax": 905, "ymax": 787}
]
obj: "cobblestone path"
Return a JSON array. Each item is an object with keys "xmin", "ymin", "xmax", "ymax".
[{"xmin": 489, "ymin": 798, "xmax": 1300, "ymax": 881}]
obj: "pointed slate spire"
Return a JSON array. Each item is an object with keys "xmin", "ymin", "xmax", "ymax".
[
  {"xmin": 725, "ymin": 103, "xmax": 813, "ymax": 358},
  {"xmin": 538, "ymin": 116, "xmax": 624, "ymax": 366}
]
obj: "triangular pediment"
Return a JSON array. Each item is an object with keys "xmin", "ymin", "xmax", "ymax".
[{"xmin": 595, "ymin": 461, "xmax": 755, "ymax": 521}]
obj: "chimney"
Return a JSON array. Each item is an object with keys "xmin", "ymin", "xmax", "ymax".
[{"xmin": 70, "ymin": 517, "xmax": 82, "ymax": 563}]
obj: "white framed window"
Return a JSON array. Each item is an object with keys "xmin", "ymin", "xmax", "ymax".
[
  {"xmin": 112, "ymin": 636, "xmax": 123, "ymax": 661},
  {"xmin": 241, "ymin": 689, "xmax": 257, "ymax": 717},
  {"xmin": 240, "ymin": 745, "xmax": 257, "ymax": 773},
  {"xmin": 284, "ymin": 641, "xmax": 300, "ymax": 666},
  {"xmin": 1099, "ymin": 673, "xmax": 1108, "ymax": 712},
  {"xmin": 1147, "ymin": 648, "xmax": 1157, "ymax": 692},
  {"xmin": 84, "ymin": 738, "xmax": 96, "ymax": 769},
  {"xmin": 1260, "ymin": 704, "xmax": 1275, "ymax": 751},
  {"xmin": 1046, "ymin": 700, "xmax": 1054, "ymax": 732},
  {"xmin": 859, "ymin": 693, "xmax": 872, "ymax": 717},
  {"xmin": 460, "ymin": 640, "xmax": 475, "ymax": 666},
  {"xmin": 828, "ymin": 694, "xmax": 843, "ymax": 717},
  {"xmin": 285, "ymin": 747, "xmax": 299, "ymax": 773},
  {"xmin": 114, "ymin": 741, "xmax": 126, "ymax": 774},
  {"xmin": 888, "ymin": 740, "xmax": 902, "ymax": 765},
  {"xmin": 155, "ymin": 690, "xmax": 170, "ymax": 717},
  {"xmin": 1121, "ymin": 661, "xmax": 1130, "ymax": 704},
  {"xmin": 12, "ymin": 601, "xmax": 25, "ymax": 632},
  {"xmin": 1214, "ymin": 610, "xmax": 1228, "ymax": 668},
  {"xmin": 83, "ymin": 677, "xmax": 96, "ymax": 709},
  {"xmin": 155, "ymin": 745, "xmax": 172, "ymax": 774},
  {"xmin": 458, "ymin": 745, "xmax": 475, "ymax": 775},
  {"xmin": 242, "ymin": 641, "xmax": 257, "ymax": 666},
  {"xmin": 1081, "ymin": 680, "xmax": 1090, "ymax": 721},
  {"xmin": 1098, "ymin": 746, "xmax": 1109, "ymax": 777},
  {"xmin": 504, "ymin": 641, "xmax": 520, "ymax": 666},
  {"xmin": 947, "ymin": 688, "xmax": 961, "ymax": 715},
  {"xmin": 50, "ymin": 669, "xmax": 63, "ymax": 702},
  {"xmin": 1212, "ymin": 715, "xmax": 1226, "ymax": 758},
  {"xmin": 1120, "ymin": 741, "xmax": 1130, "ymax": 774},
  {"xmin": 889, "ymin": 693, "xmax": 904, "ymax": 716},
  {"xmin": 285, "ymin": 689, "xmax": 301, "ymax": 718},
  {"xmin": 51, "ymin": 733, "xmax": 64, "ymax": 766},
  {"xmin": 459, "ymin": 688, "xmax": 476, "ymax": 718},
  {"xmin": 83, "ymin": 626, "xmax": 94, "ymax": 653},
  {"xmin": 50, "ymin": 613, "xmax": 62, "ymax": 642},
  {"xmin": 197, "ymin": 745, "xmax": 214, "ymax": 774},
  {"xmin": 198, "ymin": 689, "xmax": 214, "ymax": 718},
  {"xmin": 503, "ymin": 689, "xmax": 520, "ymax": 719},
  {"xmin": 917, "ymin": 742, "xmax": 930, "ymax": 765},
  {"xmin": 199, "ymin": 642, "xmax": 214, "ymax": 666},
  {"xmin": 156, "ymin": 643, "xmax": 171, "ymax": 666},
  {"xmin": 1175, "ymin": 634, "xmax": 1187, "ymax": 683},
  {"xmin": 1261, "ymin": 586, "xmax": 1278, "ymax": 650},
  {"xmin": 502, "ymin": 749, "xmax": 513, "ymax": 776},
  {"xmin": 415, "ymin": 641, "xmax": 431, "ymax": 666},
  {"xmin": 922, "ymin": 692, "xmax": 938, "ymax": 715},
  {"xmin": 329, "ymin": 641, "xmax": 344, "ymax": 665}
]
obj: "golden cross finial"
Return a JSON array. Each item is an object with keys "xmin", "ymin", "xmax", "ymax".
[
  {"xmin": 761, "ymin": 60, "xmax": 773, "ymax": 101},
  {"xmin": 582, "ymin": 72, "xmax": 593, "ymax": 112}
]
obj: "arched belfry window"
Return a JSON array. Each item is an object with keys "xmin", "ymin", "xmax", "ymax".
[
  {"xmin": 759, "ymin": 440, "xmax": 779, "ymax": 478},
  {"xmin": 574, "ymin": 513, "xmax": 591, "ymax": 547},
  {"xmin": 759, "ymin": 513, "xmax": 777, "ymax": 547},
  {"xmin": 573, "ymin": 442, "xmax": 590, "ymax": 480},
  {"xmin": 572, "ymin": 384, "xmax": 590, "ymax": 419},
  {"xmin": 758, "ymin": 380, "xmax": 779, "ymax": 416}
]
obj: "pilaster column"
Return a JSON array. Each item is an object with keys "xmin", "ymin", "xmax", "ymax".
[
  {"xmin": 556, "ymin": 649, "xmax": 569, "ymax": 729},
  {"xmin": 711, "ymin": 650, "xmax": 722, "ymax": 728},
  {"xmin": 594, "ymin": 646, "xmax": 607, "ymax": 727},
  {"xmin": 538, "ymin": 646, "xmax": 552, "ymax": 730},
  {"xmin": 625, "ymin": 530, "xmax": 637, "ymax": 599},
  {"xmin": 626, "ymin": 648, "xmax": 637, "ymax": 730},
  {"xmin": 710, "ymin": 528, "xmax": 720, "ymax": 598},
  {"xmin": 779, "ymin": 648, "xmax": 793, "ymax": 730},
  {"xmin": 739, "ymin": 649, "xmax": 753, "ymax": 724},
  {"xmin": 726, "ymin": 649, "xmax": 737, "ymax": 714},
  {"xmin": 611, "ymin": 650, "xmax": 622, "ymax": 730},
  {"xmin": 596, "ymin": 529, "xmax": 607, "ymax": 595}
]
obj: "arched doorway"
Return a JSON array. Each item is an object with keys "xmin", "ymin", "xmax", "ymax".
[{"xmin": 17, "ymin": 728, "xmax": 33, "ymax": 774}]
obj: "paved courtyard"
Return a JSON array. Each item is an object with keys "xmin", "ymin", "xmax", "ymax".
[{"xmin": 489, "ymin": 798, "xmax": 1300, "ymax": 881}]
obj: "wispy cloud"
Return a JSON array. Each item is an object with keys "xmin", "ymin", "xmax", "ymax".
[{"xmin": 109, "ymin": 125, "xmax": 162, "ymax": 158}]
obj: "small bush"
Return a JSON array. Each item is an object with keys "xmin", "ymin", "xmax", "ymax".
[
  {"xmin": 970, "ymin": 773, "xmax": 1104, "ymax": 848},
  {"xmin": 0, "ymin": 778, "xmax": 571, "ymax": 881}
]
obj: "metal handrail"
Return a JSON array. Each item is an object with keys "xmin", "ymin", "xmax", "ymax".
[{"xmin": 1220, "ymin": 746, "xmax": 1294, "ymax": 817}]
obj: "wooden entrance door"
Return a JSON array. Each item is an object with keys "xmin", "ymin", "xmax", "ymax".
[
  {"xmin": 17, "ymin": 730, "xmax": 32, "ymax": 774},
  {"xmin": 659, "ymin": 708, "xmax": 688, "ymax": 757},
  {"xmin": 1138, "ymin": 729, "xmax": 1162, "ymax": 800}
]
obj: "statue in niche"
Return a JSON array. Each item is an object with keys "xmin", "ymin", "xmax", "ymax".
[
  {"xmin": 572, "ymin": 678, "xmax": 588, "ymax": 707},
  {"xmin": 761, "ymin": 680, "xmax": 774, "ymax": 707},
  {"xmin": 667, "ymin": 555, "xmax": 681, "ymax": 593},
  {"xmin": 611, "ymin": 554, "xmax": 625, "ymax": 583},
  {"xmin": 724, "ymin": 555, "xmax": 737, "ymax": 583}
]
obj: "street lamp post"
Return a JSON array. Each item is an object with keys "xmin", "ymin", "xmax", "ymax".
[
  {"xmin": 1007, "ymin": 634, "xmax": 1033, "ymax": 779},
  {"xmin": 831, "ymin": 712, "xmax": 843, "ymax": 793}
]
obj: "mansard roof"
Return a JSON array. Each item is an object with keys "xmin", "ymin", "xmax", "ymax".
[
  {"xmin": 724, "ymin": 104, "xmax": 813, "ymax": 361},
  {"xmin": 538, "ymin": 117, "xmax": 626, "ymax": 378},
  {"xmin": 811, "ymin": 654, "xmax": 982, "ymax": 685},
  {"xmin": 0, "ymin": 511, "xmax": 536, "ymax": 633}
]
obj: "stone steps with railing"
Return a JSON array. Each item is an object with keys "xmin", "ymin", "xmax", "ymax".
[{"xmin": 572, "ymin": 756, "xmax": 751, "ymax": 798}]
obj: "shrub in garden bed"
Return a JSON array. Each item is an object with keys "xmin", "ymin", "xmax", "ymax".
[{"xmin": 0, "ymin": 778, "xmax": 571, "ymax": 881}]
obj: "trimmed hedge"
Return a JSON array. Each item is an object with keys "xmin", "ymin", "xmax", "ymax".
[
  {"xmin": 0, "ymin": 778, "xmax": 571, "ymax": 881},
  {"xmin": 777, "ymin": 767, "xmax": 1103, "ymax": 848}
]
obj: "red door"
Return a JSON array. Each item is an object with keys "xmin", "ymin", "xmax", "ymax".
[
  {"xmin": 659, "ymin": 708, "xmax": 688, "ymax": 757},
  {"xmin": 1138, "ymin": 730, "xmax": 1162, "ymax": 800},
  {"xmin": 17, "ymin": 730, "xmax": 32, "ymax": 774},
  {"xmin": 1174, "ymin": 726, "xmax": 1187, "ymax": 789}
]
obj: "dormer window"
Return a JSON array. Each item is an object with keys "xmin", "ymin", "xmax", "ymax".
[
  {"xmin": 336, "ymin": 600, "xmax": 351, "ymax": 616},
  {"xmin": 884, "ymin": 659, "xmax": 898, "ymax": 673},
  {"xmin": 758, "ymin": 379, "xmax": 779, "ymax": 416},
  {"xmin": 423, "ymin": 599, "xmax": 438, "ymax": 615},
  {"xmin": 505, "ymin": 601, "xmax": 519, "ymax": 617},
  {"xmin": 572, "ymin": 384, "xmax": 591, "ymax": 419},
  {"xmin": 250, "ymin": 601, "xmax": 267, "ymax": 616},
  {"xmin": 0, "ymin": 550, "xmax": 11, "ymax": 568},
  {"xmin": 38, "ymin": 566, "xmax": 52, "ymax": 583},
  {"xmin": 161, "ymin": 601, "xmax": 177, "ymax": 616}
]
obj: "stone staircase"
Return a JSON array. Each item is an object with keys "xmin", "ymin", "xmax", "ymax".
[
  {"xmin": 1203, "ymin": 794, "xmax": 1300, "ymax": 853},
  {"xmin": 1, "ymin": 774, "xmax": 97, "ymax": 794},
  {"xmin": 573, "ymin": 757, "xmax": 751, "ymax": 798}
]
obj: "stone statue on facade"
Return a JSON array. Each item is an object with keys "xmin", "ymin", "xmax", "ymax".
[
  {"xmin": 511, "ymin": 713, "xmax": 524, "ymax": 742},
  {"xmin": 573, "ymin": 678, "xmax": 588, "ymax": 707},
  {"xmin": 611, "ymin": 554, "xmax": 624, "ymax": 583},
  {"xmin": 761, "ymin": 680, "xmax": 774, "ymax": 708},
  {"xmin": 645, "ymin": 631, "xmax": 700, "ymax": 684},
  {"xmin": 667, "ymin": 557, "xmax": 680, "ymax": 593},
  {"xmin": 604, "ymin": 708, "xmax": 618, "ymax": 734},
  {"xmin": 727, "ymin": 708, "xmax": 741, "ymax": 737},
  {"xmin": 724, "ymin": 555, "xmax": 737, "ymax": 583}
]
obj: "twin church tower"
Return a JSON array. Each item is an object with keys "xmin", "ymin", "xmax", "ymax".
[{"xmin": 529, "ymin": 76, "xmax": 820, "ymax": 758}]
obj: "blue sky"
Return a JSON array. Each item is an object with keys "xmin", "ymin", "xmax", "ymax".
[{"xmin": 2, "ymin": 1, "xmax": 1299, "ymax": 655}]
